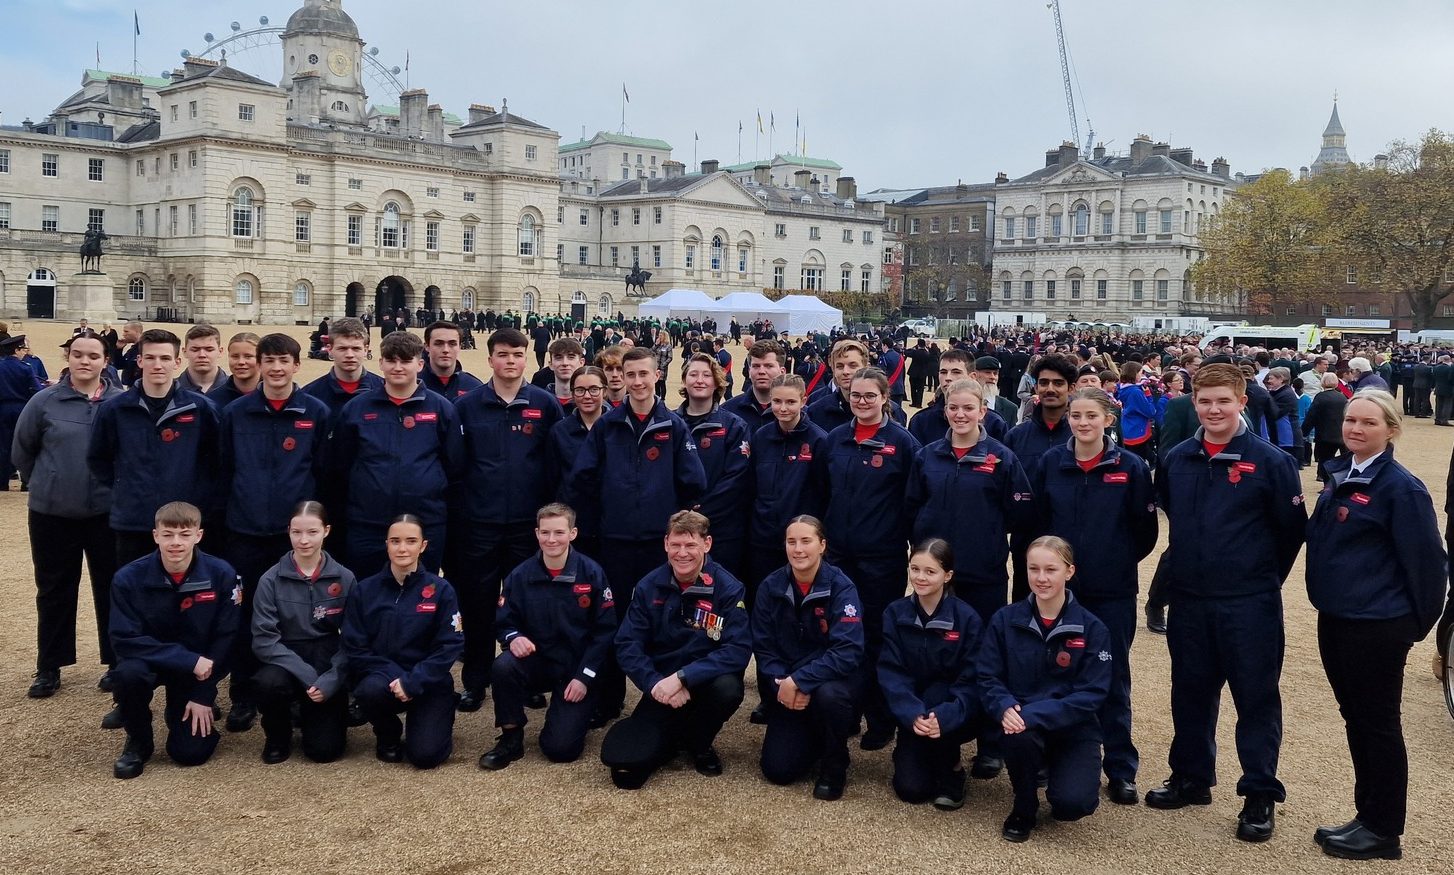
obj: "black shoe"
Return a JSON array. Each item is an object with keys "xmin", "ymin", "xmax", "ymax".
[
  {"xmin": 375, "ymin": 739, "xmax": 404, "ymax": 763},
  {"xmin": 1322, "ymin": 824, "xmax": 1402, "ymax": 860},
  {"xmin": 748, "ymin": 704, "xmax": 768, "ymax": 725},
  {"xmin": 932, "ymin": 768, "xmax": 967, "ymax": 811},
  {"xmin": 1002, "ymin": 811, "xmax": 1036, "ymax": 843},
  {"xmin": 1236, "ymin": 795, "xmax": 1276, "ymax": 843},
  {"xmin": 1146, "ymin": 604, "xmax": 1168, "ymax": 635},
  {"xmin": 456, "ymin": 690, "xmax": 485, "ymax": 713},
  {"xmin": 347, "ymin": 699, "xmax": 368, "ymax": 727},
  {"xmin": 28, "ymin": 669, "xmax": 60, "ymax": 699},
  {"xmin": 611, "ymin": 768, "xmax": 650, "ymax": 790},
  {"xmin": 1108, "ymin": 779, "xmax": 1139, "ymax": 805},
  {"xmin": 225, "ymin": 702, "xmax": 257, "ymax": 733},
  {"xmin": 99, "ymin": 705, "xmax": 125, "ymax": 730},
  {"xmin": 970, "ymin": 754, "xmax": 1004, "ymax": 780},
  {"xmin": 813, "ymin": 767, "xmax": 846, "ymax": 801},
  {"xmin": 478, "ymin": 729, "xmax": 525, "ymax": 771},
  {"xmin": 97, "ymin": 670, "xmax": 115, "ymax": 693},
  {"xmin": 1145, "ymin": 776, "xmax": 1212, "ymax": 809},
  {"xmin": 526, "ymin": 692, "xmax": 548, "ymax": 709},
  {"xmin": 1314, "ymin": 818, "xmax": 1361, "ymax": 847},
  {"xmin": 261, "ymin": 738, "xmax": 292, "ymax": 765},
  {"xmin": 588, "ymin": 708, "xmax": 620, "ymax": 730},
  {"xmin": 859, "ymin": 724, "xmax": 894, "ymax": 752},
  {"xmin": 692, "ymin": 747, "xmax": 723, "ymax": 777},
  {"xmin": 113, "ymin": 736, "xmax": 153, "ymax": 780}
]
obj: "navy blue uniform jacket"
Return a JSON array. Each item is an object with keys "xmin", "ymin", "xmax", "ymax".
[
  {"xmin": 750, "ymin": 562, "xmax": 864, "ymax": 694},
  {"xmin": 301, "ymin": 370, "xmax": 384, "ymax": 428},
  {"xmin": 546, "ymin": 411, "xmax": 592, "ymax": 501},
  {"xmin": 905, "ymin": 436, "xmax": 1033, "ymax": 591},
  {"xmin": 566, "ymin": 398, "xmax": 706, "ymax": 542},
  {"xmin": 908, "ymin": 401, "xmax": 1008, "ymax": 446},
  {"xmin": 422, "ymin": 366, "xmax": 485, "ymax": 401},
  {"xmin": 748, "ymin": 417, "xmax": 830, "ymax": 548},
  {"xmin": 1306, "ymin": 450, "xmax": 1447, "ymax": 635},
  {"xmin": 109, "ymin": 550, "xmax": 241, "ymax": 706},
  {"xmin": 1156, "ymin": 424, "xmax": 1307, "ymax": 599},
  {"xmin": 1034, "ymin": 439, "xmax": 1158, "ymax": 600},
  {"xmin": 88, "ymin": 384, "xmax": 220, "ymax": 531},
  {"xmin": 455, "ymin": 381, "xmax": 563, "ymax": 527},
  {"xmin": 720, "ymin": 392, "xmax": 776, "ymax": 433},
  {"xmin": 1005, "ymin": 407, "xmax": 1072, "ymax": 479},
  {"xmin": 341, "ymin": 568, "xmax": 464, "ymax": 699},
  {"xmin": 329, "ymin": 384, "xmax": 464, "ymax": 529},
  {"xmin": 805, "ymin": 389, "xmax": 908, "ymax": 435},
  {"xmin": 497, "ymin": 549, "xmax": 618, "ymax": 686},
  {"xmin": 878, "ymin": 594, "xmax": 984, "ymax": 734},
  {"xmin": 823, "ymin": 419, "xmax": 920, "ymax": 558},
  {"xmin": 977, "ymin": 593, "xmax": 1111, "ymax": 732},
  {"xmin": 218, "ymin": 388, "xmax": 332, "ymax": 536},
  {"xmin": 614, "ymin": 561, "xmax": 751, "ymax": 692},
  {"xmin": 678, "ymin": 405, "xmax": 752, "ymax": 540}
]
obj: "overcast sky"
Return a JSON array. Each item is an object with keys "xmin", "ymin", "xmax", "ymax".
[{"xmin": 6, "ymin": 0, "xmax": 1452, "ymax": 190}]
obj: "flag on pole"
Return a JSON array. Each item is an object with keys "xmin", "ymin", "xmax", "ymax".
[
  {"xmin": 96, "ymin": 42, "xmax": 101, "ymax": 68},
  {"xmin": 694, "ymin": 131, "xmax": 699, "ymax": 142},
  {"xmin": 770, "ymin": 112, "xmax": 775, "ymax": 131},
  {"xmin": 738, "ymin": 120, "xmax": 743, "ymax": 134},
  {"xmin": 405, "ymin": 51, "xmax": 410, "ymax": 72},
  {"xmin": 623, "ymin": 83, "xmax": 630, "ymax": 103},
  {"xmin": 134, "ymin": 11, "xmax": 141, "ymax": 35},
  {"xmin": 756, "ymin": 110, "xmax": 763, "ymax": 133}
]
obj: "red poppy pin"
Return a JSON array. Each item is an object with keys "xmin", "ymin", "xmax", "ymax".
[
  {"xmin": 1227, "ymin": 469, "xmax": 1242, "ymax": 484},
  {"xmin": 1336, "ymin": 506, "xmax": 1349, "ymax": 523},
  {"xmin": 871, "ymin": 455, "xmax": 884, "ymax": 468},
  {"xmin": 700, "ymin": 438, "xmax": 712, "ymax": 449},
  {"xmin": 160, "ymin": 428, "xmax": 178, "ymax": 443},
  {"xmin": 645, "ymin": 446, "xmax": 660, "ymax": 461},
  {"xmin": 1056, "ymin": 651, "xmax": 1071, "ymax": 668},
  {"xmin": 421, "ymin": 584, "xmax": 436, "ymax": 599},
  {"xmin": 402, "ymin": 415, "xmax": 416, "ymax": 429},
  {"xmin": 282, "ymin": 436, "xmax": 297, "ymax": 451},
  {"xmin": 578, "ymin": 595, "xmax": 591, "ymax": 608},
  {"xmin": 327, "ymin": 582, "xmax": 342, "ymax": 597},
  {"xmin": 179, "ymin": 596, "xmax": 194, "ymax": 611}
]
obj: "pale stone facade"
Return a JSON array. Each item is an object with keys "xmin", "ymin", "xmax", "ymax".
[{"xmin": 558, "ymin": 132, "xmax": 673, "ymax": 184}]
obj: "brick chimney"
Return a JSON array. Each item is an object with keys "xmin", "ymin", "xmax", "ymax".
[
  {"xmin": 1093, "ymin": 143, "xmax": 1106, "ymax": 159},
  {"xmin": 106, "ymin": 75, "xmax": 144, "ymax": 110},
  {"xmin": 182, "ymin": 56, "xmax": 219, "ymax": 79},
  {"xmin": 1152, "ymin": 141, "xmax": 1171, "ymax": 158},
  {"xmin": 1170, "ymin": 147, "xmax": 1194, "ymax": 166},
  {"xmin": 793, "ymin": 169, "xmax": 811, "ymax": 189},
  {"xmin": 1058, "ymin": 141, "xmax": 1079, "ymax": 167},
  {"xmin": 1045, "ymin": 149, "xmax": 1060, "ymax": 168},
  {"xmin": 995, "ymin": 172, "xmax": 1009, "ymax": 184},
  {"xmin": 1129, "ymin": 134, "xmax": 1153, "ymax": 164},
  {"xmin": 836, "ymin": 176, "xmax": 857, "ymax": 200},
  {"xmin": 1211, "ymin": 156, "xmax": 1230, "ymax": 178},
  {"xmin": 753, "ymin": 163, "xmax": 771, "ymax": 186},
  {"xmin": 398, "ymin": 89, "xmax": 428, "ymax": 138},
  {"xmin": 426, "ymin": 104, "xmax": 444, "ymax": 142},
  {"xmin": 662, "ymin": 159, "xmax": 685, "ymax": 178},
  {"xmin": 700, "ymin": 159, "xmax": 720, "ymax": 174},
  {"xmin": 468, "ymin": 103, "xmax": 494, "ymax": 124}
]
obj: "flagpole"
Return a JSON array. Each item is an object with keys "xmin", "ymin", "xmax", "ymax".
[
  {"xmin": 132, "ymin": 15, "xmax": 138, "ymax": 75},
  {"xmin": 620, "ymin": 83, "xmax": 626, "ymax": 134},
  {"xmin": 737, "ymin": 122, "xmax": 741, "ymax": 164}
]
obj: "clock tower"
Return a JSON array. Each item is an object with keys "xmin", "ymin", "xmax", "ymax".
[{"xmin": 280, "ymin": 0, "xmax": 367, "ymax": 127}]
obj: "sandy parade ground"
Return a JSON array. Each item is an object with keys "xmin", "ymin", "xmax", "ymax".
[{"xmin": 0, "ymin": 317, "xmax": 1450, "ymax": 874}]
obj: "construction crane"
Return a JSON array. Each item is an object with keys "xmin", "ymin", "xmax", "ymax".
[{"xmin": 1048, "ymin": 0, "xmax": 1095, "ymax": 158}]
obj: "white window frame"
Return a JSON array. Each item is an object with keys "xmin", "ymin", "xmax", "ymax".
[
  {"xmin": 238, "ymin": 104, "xmax": 255, "ymax": 122},
  {"xmin": 295, "ymin": 212, "xmax": 311, "ymax": 243},
  {"xmin": 347, "ymin": 214, "xmax": 363, "ymax": 247},
  {"xmin": 42, "ymin": 204, "xmax": 60, "ymax": 232},
  {"xmin": 235, "ymin": 278, "xmax": 254, "ymax": 304},
  {"xmin": 128, "ymin": 277, "xmax": 146, "ymax": 301},
  {"xmin": 462, "ymin": 225, "xmax": 476, "ymax": 254},
  {"xmin": 231, "ymin": 188, "xmax": 256, "ymax": 238},
  {"xmin": 425, "ymin": 220, "xmax": 440, "ymax": 251},
  {"xmin": 294, "ymin": 281, "xmax": 311, "ymax": 307},
  {"xmin": 88, "ymin": 158, "xmax": 104, "ymax": 182},
  {"xmin": 518, "ymin": 214, "xmax": 535, "ymax": 256},
  {"xmin": 42, "ymin": 153, "xmax": 58, "ymax": 177}
]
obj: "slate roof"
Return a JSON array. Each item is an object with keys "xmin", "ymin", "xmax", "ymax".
[
  {"xmin": 560, "ymin": 132, "xmax": 672, "ymax": 152},
  {"xmin": 1010, "ymin": 153, "xmax": 1220, "ymax": 185},
  {"xmin": 454, "ymin": 110, "xmax": 549, "ymax": 131}
]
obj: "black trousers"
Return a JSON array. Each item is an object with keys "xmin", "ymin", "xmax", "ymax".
[
  {"xmin": 491, "ymin": 652, "xmax": 595, "ymax": 763},
  {"xmin": 826, "ymin": 551, "xmax": 904, "ymax": 735},
  {"xmin": 253, "ymin": 663, "xmax": 349, "ymax": 763},
  {"xmin": 1436, "ymin": 392, "xmax": 1453, "ymax": 425},
  {"xmin": 601, "ymin": 673, "xmax": 743, "ymax": 786},
  {"xmin": 1077, "ymin": 595, "xmax": 1138, "ymax": 783},
  {"xmin": 111, "ymin": 659, "xmax": 222, "ymax": 766},
  {"xmin": 1313, "ymin": 442, "xmax": 1344, "ymax": 482},
  {"xmin": 759, "ymin": 675, "xmax": 860, "ymax": 785},
  {"xmin": 353, "ymin": 674, "xmax": 456, "ymax": 769},
  {"xmin": 892, "ymin": 723, "xmax": 976, "ymax": 804},
  {"xmin": 596, "ymin": 537, "xmax": 667, "ymax": 714},
  {"xmin": 1001, "ymin": 724, "xmax": 1102, "ymax": 820},
  {"xmin": 224, "ymin": 531, "xmax": 291, "ymax": 705},
  {"xmin": 115, "ymin": 529, "xmax": 157, "ymax": 568},
  {"xmin": 1145, "ymin": 550, "xmax": 1172, "ymax": 612},
  {"xmin": 32, "ymin": 511, "xmax": 116, "ymax": 671},
  {"xmin": 446, "ymin": 522, "xmax": 536, "ymax": 695},
  {"xmin": 909, "ymin": 374, "xmax": 927, "ymax": 408},
  {"xmin": 1318, "ymin": 612, "xmax": 1418, "ymax": 837}
]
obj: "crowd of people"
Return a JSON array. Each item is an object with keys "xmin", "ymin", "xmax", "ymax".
[{"xmin": 10, "ymin": 313, "xmax": 1454, "ymax": 859}]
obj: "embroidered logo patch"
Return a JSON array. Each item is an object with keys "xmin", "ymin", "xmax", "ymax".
[
  {"xmin": 1103, "ymin": 472, "xmax": 1128, "ymax": 484},
  {"xmin": 521, "ymin": 408, "xmax": 543, "ymax": 420}
]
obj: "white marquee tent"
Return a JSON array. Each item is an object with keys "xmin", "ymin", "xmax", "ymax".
[
  {"xmin": 637, "ymin": 288, "xmax": 717, "ymax": 321},
  {"xmin": 704, "ymin": 291, "xmax": 786, "ymax": 327},
  {"xmin": 776, "ymin": 294, "xmax": 844, "ymax": 335}
]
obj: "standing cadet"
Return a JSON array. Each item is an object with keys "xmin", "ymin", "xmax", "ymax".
[
  {"xmin": 601, "ymin": 511, "xmax": 750, "ymax": 789},
  {"xmin": 450, "ymin": 327, "xmax": 562, "ymax": 712},
  {"xmin": 108, "ymin": 502, "xmax": 241, "ymax": 779},
  {"xmin": 250, "ymin": 501, "xmax": 356, "ymax": 764},
  {"xmin": 1032, "ymin": 388, "xmax": 1158, "ymax": 805},
  {"xmin": 16, "ymin": 330, "xmax": 123, "ymax": 700},
  {"xmin": 176, "ymin": 324, "xmax": 228, "ymax": 396},
  {"xmin": 342, "ymin": 516, "xmax": 464, "ymax": 769},
  {"xmin": 566, "ymin": 346, "xmax": 706, "ymax": 725},
  {"xmin": 1305, "ymin": 391, "xmax": 1446, "ymax": 860},
  {"xmin": 329, "ymin": 331, "xmax": 462, "ymax": 576},
  {"xmin": 878, "ymin": 336, "xmax": 908, "ymax": 404},
  {"xmin": 479, "ymin": 504, "xmax": 617, "ymax": 770},
  {"xmin": 821, "ymin": 366, "xmax": 921, "ymax": 750},
  {"xmin": 531, "ymin": 337, "xmax": 586, "ymax": 406},
  {"xmin": 907, "ymin": 349, "xmax": 1009, "ymax": 445},
  {"xmin": 208, "ymin": 332, "xmax": 260, "ymax": 408},
  {"xmin": 878, "ymin": 540, "xmax": 984, "ymax": 810},
  {"xmin": 1005, "ymin": 354, "xmax": 1076, "ymax": 602},
  {"xmin": 547, "ymin": 366, "xmax": 607, "ymax": 503},
  {"xmin": 978, "ymin": 537, "xmax": 1112, "ymax": 842},
  {"xmin": 720, "ymin": 340, "xmax": 787, "ymax": 432},
  {"xmin": 421, "ymin": 320, "xmax": 484, "ymax": 400},
  {"xmin": 806, "ymin": 340, "xmax": 907, "ymax": 431},
  {"xmin": 0, "ymin": 334, "xmax": 42, "ymax": 489},
  {"xmin": 744, "ymin": 374, "xmax": 830, "ymax": 599},
  {"xmin": 1146, "ymin": 363, "xmax": 1306, "ymax": 842},
  {"xmin": 677, "ymin": 353, "xmax": 752, "ymax": 579},
  {"xmin": 301, "ymin": 318, "xmax": 383, "ymax": 425},
  {"xmin": 752, "ymin": 516, "xmax": 864, "ymax": 800},
  {"xmin": 217, "ymin": 334, "xmax": 332, "ymax": 733}
]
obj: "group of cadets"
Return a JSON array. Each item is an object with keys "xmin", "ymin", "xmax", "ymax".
[{"xmin": 17, "ymin": 320, "xmax": 1450, "ymax": 857}]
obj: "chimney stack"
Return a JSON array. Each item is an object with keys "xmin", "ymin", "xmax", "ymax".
[
  {"xmin": 995, "ymin": 172, "xmax": 1009, "ymax": 184},
  {"xmin": 1192, "ymin": 159, "xmax": 1207, "ymax": 172},
  {"xmin": 793, "ymin": 169, "xmax": 811, "ymax": 189},
  {"xmin": 1093, "ymin": 143, "xmax": 1106, "ymax": 160},
  {"xmin": 1045, "ymin": 148, "xmax": 1060, "ymax": 168},
  {"xmin": 182, "ymin": 56, "xmax": 219, "ymax": 79},
  {"xmin": 753, "ymin": 163, "xmax": 771, "ymax": 186},
  {"xmin": 398, "ymin": 89, "xmax": 428, "ymax": 138},
  {"xmin": 468, "ymin": 103, "xmax": 494, "ymax": 124},
  {"xmin": 1152, "ymin": 141, "xmax": 1171, "ymax": 158},
  {"xmin": 1299, "ymin": 166, "xmax": 1310, "ymax": 181},
  {"xmin": 1373, "ymin": 153, "xmax": 1389, "ymax": 171},
  {"xmin": 662, "ymin": 159, "xmax": 685, "ymax": 178},
  {"xmin": 1170, "ymin": 147, "xmax": 1194, "ymax": 166},
  {"xmin": 292, "ymin": 71, "xmax": 322, "ymax": 123},
  {"xmin": 106, "ymin": 75, "xmax": 143, "ymax": 110},
  {"xmin": 700, "ymin": 159, "xmax": 720, "ymax": 175},
  {"xmin": 1058, "ymin": 141, "xmax": 1079, "ymax": 167},
  {"xmin": 1130, "ymin": 134, "xmax": 1153, "ymax": 164},
  {"xmin": 1211, "ymin": 156, "xmax": 1230, "ymax": 178},
  {"xmin": 836, "ymin": 176, "xmax": 858, "ymax": 201},
  {"xmin": 426, "ymin": 104, "xmax": 444, "ymax": 142}
]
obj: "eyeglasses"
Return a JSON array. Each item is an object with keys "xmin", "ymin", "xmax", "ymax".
[
  {"xmin": 571, "ymin": 386, "xmax": 604, "ymax": 397},
  {"xmin": 849, "ymin": 392, "xmax": 882, "ymax": 403}
]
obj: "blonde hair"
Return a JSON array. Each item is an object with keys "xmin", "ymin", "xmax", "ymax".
[
  {"xmin": 1348, "ymin": 388, "xmax": 1402, "ymax": 440},
  {"xmin": 942, "ymin": 378, "xmax": 984, "ymax": 404},
  {"xmin": 1027, "ymin": 535, "xmax": 1075, "ymax": 567},
  {"xmin": 830, "ymin": 339, "xmax": 870, "ymax": 366},
  {"xmin": 1068, "ymin": 387, "xmax": 1118, "ymax": 420}
]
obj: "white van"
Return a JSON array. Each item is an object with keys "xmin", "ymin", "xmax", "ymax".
[
  {"xmin": 1198, "ymin": 324, "xmax": 1322, "ymax": 353},
  {"xmin": 900, "ymin": 317, "xmax": 938, "ymax": 338}
]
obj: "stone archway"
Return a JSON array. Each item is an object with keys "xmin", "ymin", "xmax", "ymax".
[
  {"xmin": 424, "ymin": 285, "xmax": 441, "ymax": 314},
  {"xmin": 345, "ymin": 281, "xmax": 366, "ymax": 317},
  {"xmin": 376, "ymin": 275, "xmax": 413, "ymax": 317}
]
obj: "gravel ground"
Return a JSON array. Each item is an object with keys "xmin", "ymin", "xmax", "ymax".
[{"xmin": 0, "ymin": 321, "xmax": 1450, "ymax": 874}]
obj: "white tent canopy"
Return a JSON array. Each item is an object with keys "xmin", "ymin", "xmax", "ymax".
[
  {"xmin": 704, "ymin": 291, "xmax": 786, "ymax": 327},
  {"xmin": 775, "ymin": 294, "xmax": 844, "ymax": 335},
  {"xmin": 637, "ymin": 288, "xmax": 716, "ymax": 321}
]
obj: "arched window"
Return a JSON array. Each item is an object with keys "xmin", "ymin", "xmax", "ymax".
[
  {"xmin": 29, "ymin": 268, "xmax": 55, "ymax": 283},
  {"xmin": 572, "ymin": 290, "xmax": 588, "ymax": 304},
  {"xmin": 293, "ymin": 281, "xmax": 311, "ymax": 307},
  {"xmin": 522, "ymin": 290, "xmax": 536, "ymax": 312},
  {"xmin": 461, "ymin": 288, "xmax": 476, "ymax": 310},
  {"xmin": 710, "ymin": 235, "xmax": 723, "ymax": 271},
  {"xmin": 598, "ymin": 293, "xmax": 613, "ymax": 316},
  {"xmin": 518, "ymin": 215, "xmax": 536, "ymax": 256},
  {"xmin": 1073, "ymin": 203, "xmax": 1089, "ymax": 236},
  {"xmin": 231, "ymin": 187, "xmax": 255, "ymax": 238},
  {"xmin": 381, "ymin": 202, "xmax": 401, "ymax": 248},
  {"xmin": 235, "ymin": 278, "xmax": 254, "ymax": 304},
  {"xmin": 128, "ymin": 276, "xmax": 146, "ymax": 302}
]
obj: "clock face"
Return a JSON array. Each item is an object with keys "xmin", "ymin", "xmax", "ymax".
[{"xmin": 328, "ymin": 51, "xmax": 351, "ymax": 77}]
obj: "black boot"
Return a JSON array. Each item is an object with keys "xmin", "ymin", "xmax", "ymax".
[
  {"xmin": 226, "ymin": 701, "xmax": 257, "ymax": 732},
  {"xmin": 262, "ymin": 735, "xmax": 292, "ymax": 765},
  {"xmin": 28, "ymin": 669, "xmax": 60, "ymax": 699},
  {"xmin": 1145, "ymin": 604, "xmax": 1167, "ymax": 635},
  {"xmin": 113, "ymin": 735, "xmax": 154, "ymax": 780},
  {"xmin": 478, "ymin": 728, "xmax": 525, "ymax": 771}
]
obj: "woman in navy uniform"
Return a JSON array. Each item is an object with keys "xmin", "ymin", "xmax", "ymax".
[
  {"xmin": 341, "ymin": 515, "xmax": 464, "ymax": 769},
  {"xmin": 744, "ymin": 374, "xmax": 829, "ymax": 600},
  {"xmin": 821, "ymin": 366, "xmax": 920, "ymax": 751},
  {"xmin": 877, "ymin": 539, "xmax": 984, "ymax": 810},
  {"xmin": 978, "ymin": 536, "xmax": 1112, "ymax": 843},
  {"xmin": 546, "ymin": 366, "xmax": 607, "ymax": 502},
  {"xmin": 250, "ymin": 501, "xmax": 356, "ymax": 764},
  {"xmin": 1305, "ymin": 390, "xmax": 1447, "ymax": 860},
  {"xmin": 752, "ymin": 516, "xmax": 864, "ymax": 800},
  {"xmin": 676, "ymin": 353, "xmax": 752, "ymax": 580},
  {"xmin": 1032, "ymin": 388, "xmax": 1157, "ymax": 805}
]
